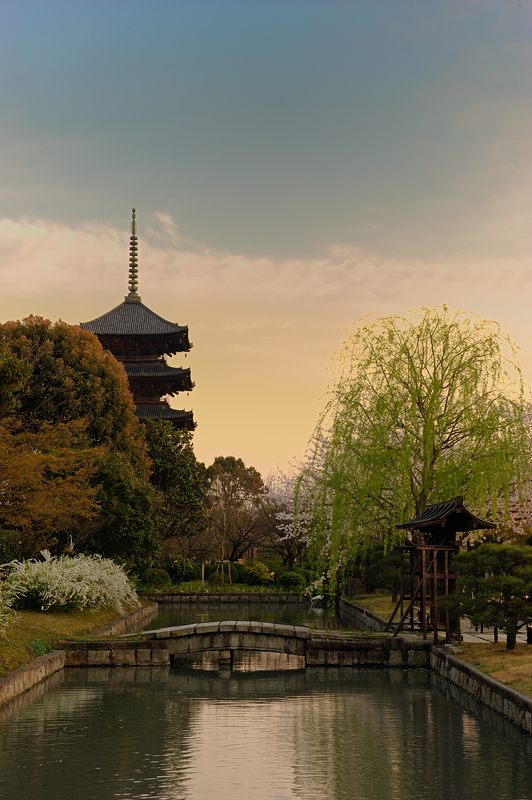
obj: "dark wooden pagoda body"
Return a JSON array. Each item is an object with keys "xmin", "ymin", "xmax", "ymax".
[
  {"xmin": 386, "ymin": 496, "xmax": 496, "ymax": 642},
  {"xmin": 81, "ymin": 210, "xmax": 194, "ymax": 429}
]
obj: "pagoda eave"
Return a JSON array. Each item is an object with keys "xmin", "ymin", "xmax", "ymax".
[
  {"xmin": 95, "ymin": 333, "xmax": 191, "ymax": 359},
  {"xmin": 135, "ymin": 403, "xmax": 195, "ymax": 430}
]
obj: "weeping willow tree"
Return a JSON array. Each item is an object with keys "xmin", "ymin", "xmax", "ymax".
[{"xmin": 299, "ymin": 307, "xmax": 531, "ymax": 586}]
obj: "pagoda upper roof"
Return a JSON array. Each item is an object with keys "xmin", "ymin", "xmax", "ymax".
[
  {"xmin": 81, "ymin": 297, "xmax": 189, "ymax": 339},
  {"xmin": 396, "ymin": 496, "xmax": 496, "ymax": 533}
]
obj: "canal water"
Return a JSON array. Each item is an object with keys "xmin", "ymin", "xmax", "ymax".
[
  {"xmin": 0, "ymin": 666, "xmax": 530, "ymax": 800},
  {"xmin": 144, "ymin": 601, "xmax": 341, "ymax": 631}
]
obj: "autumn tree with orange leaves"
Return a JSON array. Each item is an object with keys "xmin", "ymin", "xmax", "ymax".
[{"xmin": 0, "ymin": 318, "xmax": 157, "ymax": 562}]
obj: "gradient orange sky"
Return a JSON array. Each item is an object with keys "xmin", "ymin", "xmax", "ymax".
[{"xmin": 1, "ymin": 1, "xmax": 531, "ymax": 477}]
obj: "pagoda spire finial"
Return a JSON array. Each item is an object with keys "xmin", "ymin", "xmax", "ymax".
[{"xmin": 126, "ymin": 207, "xmax": 141, "ymax": 302}]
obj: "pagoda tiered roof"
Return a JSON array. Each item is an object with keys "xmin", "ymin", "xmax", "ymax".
[
  {"xmin": 124, "ymin": 362, "xmax": 192, "ymax": 382},
  {"xmin": 81, "ymin": 298, "xmax": 190, "ymax": 345}
]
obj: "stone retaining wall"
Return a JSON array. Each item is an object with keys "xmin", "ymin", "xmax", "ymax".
[
  {"xmin": 431, "ymin": 647, "xmax": 532, "ymax": 735},
  {"xmin": 61, "ymin": 640, "xmax": 170, "ymax": 667},
  {"xmin": 147, "ymin": 593, "xmax": 303, "ymax": 604},
  {"xmin": 94, "ymin": 601, "xmax": 158, "ymax": 636},
  {"xmin": 0, "ymin": 603, "xmax": 158, "ymax": 709},
  {"xmin": 2, "ymin": 597, "xmax": 530, "ymax": 737},
  {"xmin": 307, "ymin": 634, "xmax": 430, "ymax": 667},
  {"xmin": 339, "ymin": 599, "xmax": 390, "ymax": 632},
  {"xmin": 343, "ymin": 599, "xmax": 532, "ymax": 736},
  {"xmin": 0, "ymin": 650, "xmax": 64, "ymax": 708}
]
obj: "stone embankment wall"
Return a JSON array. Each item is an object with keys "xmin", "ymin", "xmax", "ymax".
[
  {"xmin": 62, "ymin": 640, "xmax": 169, "ymax": 667},
  {"xmin": 147, "ymin": 593, "xmax": 302, "ymax": 604},
  {"xmin": 2, "ymin": 596, "xmax": 531, "ymax": 737},
  {"xmin": 339, "ymin": 599, "xmax": 390, "ymax": 632},
  {"xmin": 341, "ymin": 598, "xmax": 532, "ymax": 736},
  {"xmin": 307, "ymin": 634, "xmax": 429, "ymax": 668},
  {"xmin": 0, "ymin": 651, "xmax": 64, "ymax": 708},
  {"xmin": 431, "ymin": 648, "xmax": 532, "ymax": 736},
  {"xmin": 0, "ymin": 602, "xmax": 158, "ymax": 709},
  {"xmin": 94, "ymin": 601, "xmax": 158, "ymax": 636}
]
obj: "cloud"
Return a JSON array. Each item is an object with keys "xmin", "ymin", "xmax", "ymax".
[{"xmin": 1, "ymin": 212, "xmax": 531, "ymax": 475}]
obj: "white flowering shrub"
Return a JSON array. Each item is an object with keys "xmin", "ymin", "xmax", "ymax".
[
  {"xmin": 2, "ymin": 553, "xmax": 139, "ymax": 614},
  {"xmin": 0, "ymin": 579, "xmax": 19, "ymax": 638}
]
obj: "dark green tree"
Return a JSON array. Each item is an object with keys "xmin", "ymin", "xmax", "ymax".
[
  {"xmin": 83, "ymin": 451, "xmax": 160, "ymax": 567},
  {"xmin": 144, "ymin": 421, "xmax": 207, "ymax": 558},
  {"xmin": 0, "ymin": 342, "xmax": 31, "ymax": 415},
  {"xmin": 453, "ymin": 543, "xmax": 532, "ymax": 650},
  {"xmin": 0, "ymin": 316, "xmax": 148, "ymax": 469}
]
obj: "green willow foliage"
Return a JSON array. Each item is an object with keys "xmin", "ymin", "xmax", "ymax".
[{"xmin": 300, "ymin": 307, "xmax": 531, "ymax": 584}]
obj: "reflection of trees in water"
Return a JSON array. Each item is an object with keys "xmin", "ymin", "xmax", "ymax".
[
  {"xmin": 288, "ymin": 670, "xmax": 531, "ymax": 800},
  {"xmin": 148, "ymin": 601, "xmax": 341, "ymax": 630},
  {"xmin": 165, "ymin": 669, "xmax": 531, "ymax": 800},
  {"xmin": 0, "ymin": 668, "xmax": 197, "ymax": 800},
  {"xmin": 0, "ymin": 668, "xmax": 530, "ymax": 800},
  {"xmin": 288, "ymin": 671, "xmax": 409, "ymax": 799}
]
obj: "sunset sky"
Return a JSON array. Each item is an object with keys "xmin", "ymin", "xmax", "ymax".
[{"xmin": 1, "ymin": 0, "xmax": 531, "ymax": 477}]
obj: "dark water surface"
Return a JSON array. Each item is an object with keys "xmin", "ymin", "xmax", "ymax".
[
  {"xmin": 0, "ymin": 667, "xmax": 530, "ymax": 800},
  {"xmin": 145, "ymin": 601, "xmax": 342, "ymax": 631}
]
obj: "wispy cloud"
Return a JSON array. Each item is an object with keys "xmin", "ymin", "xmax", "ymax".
[{"xmin": 1, "ymin": 213, "xmax": 531, "ymax": 475}]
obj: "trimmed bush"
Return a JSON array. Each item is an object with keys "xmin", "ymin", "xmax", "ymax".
[
  {"xmin": 27, "ymin": 639, "xmax": 53, "ymax": 657},
  {"xmin": 142, "ymin": 568, "xmax": 173, "ymax": 589},
  {"xmin": 227, "ymin": 562, "xmax": 246, "ymax": 584},
  {"xmin": 244, "ymin": 561, "xmax": 274, "ymax": 586},
  {"xmin": 279, "ymin": 571, "xmax": 303, "ymax": 589}
]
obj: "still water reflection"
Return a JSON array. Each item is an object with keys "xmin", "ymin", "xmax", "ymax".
[
  {"xmin": 145, "ymin": 601, "xmax": 340, "ymax": 630},
  {"xmin": 0, "ymin": 667, "xmax": 530, "ymax": 800}
]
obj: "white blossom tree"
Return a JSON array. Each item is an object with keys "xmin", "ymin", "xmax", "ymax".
[{"xmin": 262, "ymin": 471, "xmax": 310, "ymax": 568}]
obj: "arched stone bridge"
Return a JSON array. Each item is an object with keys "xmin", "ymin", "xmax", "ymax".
[
  {"xmin": 142, "ymin": 620, "xmax": 311, "ymax": 670},
  {"xmin": 139, "ymin": 620, "xmax": 431, "ymax": 671}
]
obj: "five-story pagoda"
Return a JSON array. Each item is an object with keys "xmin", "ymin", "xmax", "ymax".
[{"xmin": 81, "ymin": 209, "xmax": 194, "ymax": 429}]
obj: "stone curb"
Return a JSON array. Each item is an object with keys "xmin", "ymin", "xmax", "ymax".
[
  {"xmin": 0, "ymin": 602, "xmax": 159, "ymax": 708},
  {"xmin": 0, "ymin": 650, "xmax": 65, "ymax": 707},
  {"xmin": 93, "ymin": 601, "xmax": 158, "ymax": 637},
  {"xmin": 145, "ymin": 593, "xmax": 303, "ymax": 604},
  {"xmin": 341, "ymin": 597, "xmax": 532, "ymax": 735},
  {"xmin": 59, "ymin": 640, "xmax": 169, "ymax": 667},
  {"xmin": 339, "ymin": 599, "xmax": 391, "ymax": 631},
  {"xmin": 431, "ymin": 648, "xmax": 532, "ymax": 735}
]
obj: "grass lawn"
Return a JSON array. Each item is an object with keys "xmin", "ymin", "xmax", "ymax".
[
  {"xmin": 456, "ymin": 643, "xmax": 532, "ymax": 697},
  {"xmin": 347, "ymin": 592, "xmax": 396, "ymax": 621},
  {"xmin": 0, "ymin": 608, "xmax": 121, "ymax": 678}
]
